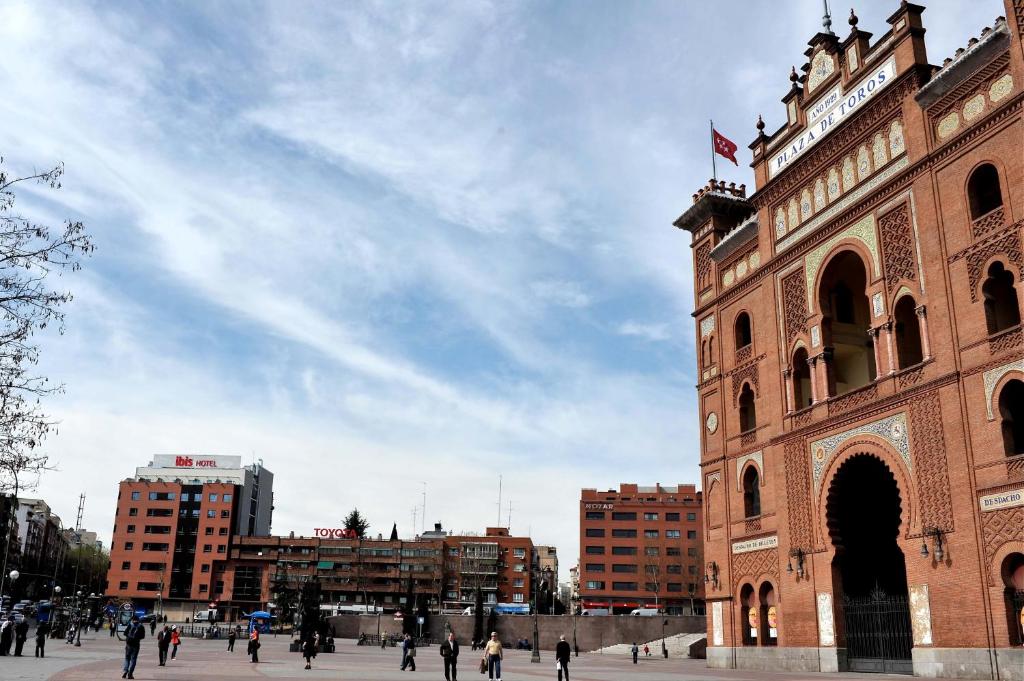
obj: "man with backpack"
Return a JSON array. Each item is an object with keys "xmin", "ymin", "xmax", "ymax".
[{"xmin": 122, "ymin": 615, "xmax": 146, "ymax": 679}]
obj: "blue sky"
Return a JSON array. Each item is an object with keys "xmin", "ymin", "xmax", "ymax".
[{"xmin": 0, "ymin": 0, "xmax": 997, "ymax": 578}]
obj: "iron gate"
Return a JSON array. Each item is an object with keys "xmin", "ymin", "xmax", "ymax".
[{"xmin": 842, "ymin": 591, "xmax": 913, "ymax": 674}]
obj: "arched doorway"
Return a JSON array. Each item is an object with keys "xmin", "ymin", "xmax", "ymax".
[{"xmin": 826, "ymin": 454, "xmax": 913, "ymax": 673}]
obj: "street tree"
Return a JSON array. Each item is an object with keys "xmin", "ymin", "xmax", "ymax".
[
  {"xmin": 343, "ymin": 509, "xmax": 369, "ymax": 538},
  {"xmin": 0, "ymin": 160, "xmax": 93, "ymax": 495}
]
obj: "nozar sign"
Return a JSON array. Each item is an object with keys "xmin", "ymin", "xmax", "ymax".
[{"xmin": 769, "ymin": 56, "xmax": 897, "ymax": 179}]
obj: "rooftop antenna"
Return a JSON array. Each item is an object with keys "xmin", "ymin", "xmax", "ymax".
[
  {"xmin": 411, "ymin": 505, "xmax": 418, "ymax": 536},
  {"xmin": 421, "ymin": 482, "xmax": 427, "ymax": 534},
  {"xmin": 507, "ymin": 500, "xmax": 513, "ymax": 530},
  {"xmin": 822, "ymin": 0, "xmax": 834, "ymax": 34},
  {"xmin": 497, "ymin": 474, "xmax": 502, "ymax": 528}
]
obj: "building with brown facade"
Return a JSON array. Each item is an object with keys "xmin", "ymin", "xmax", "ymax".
[
  {"xmin": 105, "ymin": 455, "xmax": 274, "ymax": 617},
  {"xmin": 212, "ymin": 525, "xmax": 539, "ymax": 618},
  {"xmin": 673, "ymin": 3, "xmax": 1024, "ymax": 677},
  {"xmin": 578, "ymin": 484, "xmax": 704, "ymax": 615}
]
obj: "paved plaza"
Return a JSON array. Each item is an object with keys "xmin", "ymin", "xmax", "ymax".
[{"xmin": 0, "ymin": 632, "xmax": 964, "ymax": 681}]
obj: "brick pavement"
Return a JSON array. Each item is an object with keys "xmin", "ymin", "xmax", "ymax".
[{"xmin": 0, "ymin": 633, "xmax": 967, "ymax": 680}]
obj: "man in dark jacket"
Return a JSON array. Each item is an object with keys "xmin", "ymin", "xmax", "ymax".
[
  {"xmin": 13, "ymin": 617, "xmax": 29, "ymax": 656},
  {"xmin": 440, "ymin": 632, "xmax": 459, "ymax": 681},
  {"xmin": 122, "ymin": 616, "xmax": 146, "ymax": 679},
  {"xmin": 157, "ymin": 625, "xmax": 171, "ymax": 666},
  {"xmin": 400, "ymin": 633, "xmax": 416, "ymax": 671},
  {"xmin": 0, "ymin": 615, "xmax": 13, "ymax": 655},
  {"xmin": 555, "ymin": 635, "xmax": 571, "ymax": 681},
  {"xmin": 34, "ymin": 621, "xmax": 49, "ymax": 657}
]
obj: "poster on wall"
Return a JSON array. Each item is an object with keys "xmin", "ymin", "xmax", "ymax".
[
  {"xmin": 748, "ymin": 606, "xmax": 758, "ymax": 637},
  {"xmin": 768, "ymin": 606, "xmax": 778, "ymax": 639}
]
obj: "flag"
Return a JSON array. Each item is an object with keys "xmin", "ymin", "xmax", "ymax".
[{"xmin": 713, "ymin": 128, "xmax": 739, "ymax": 166}]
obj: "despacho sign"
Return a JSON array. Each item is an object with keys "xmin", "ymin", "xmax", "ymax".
[{"xmin": 979, "ymin": 489, "xmax": 1024, "ymax": 512}]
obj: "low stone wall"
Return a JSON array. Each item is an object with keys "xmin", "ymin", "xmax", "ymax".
[{"xmin": 326, "ymin": 613, "xmax": 704, "ymax": 652}]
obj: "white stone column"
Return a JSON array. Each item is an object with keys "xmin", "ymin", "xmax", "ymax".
[
  {"xmin": 783, "ymin": 368, "xmax": 794, "ymax": 413},
  {"xmin": 808, "ymin": 356, "xmax": 820, "ymax": 404},
  {"xmin": 882, "ymin": 321, "xmax": 896, "ymax": 374},
  {"xmin": 916, "ymin": 304, "xmax": 931, "ymax": 360}
]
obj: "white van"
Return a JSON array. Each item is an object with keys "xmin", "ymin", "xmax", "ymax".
[
  {"xmin": 630, "ymin": 608, "xmax": 660, "ymax": 617},
  {"xmin": 579, "ymin": 608, "xmax": 609, "ymax": 616}
]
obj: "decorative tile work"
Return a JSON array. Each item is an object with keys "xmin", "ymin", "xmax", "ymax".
[
  {"xmin": 814, "ymin": 179, "xmax": 826, "ymax": 212},
  {"xmin": 695, "ymin": 242, "xmax": 712, "ymax": 290},
  {"xmin": 910, "ymin": 391, "xmax": 953, "ymax": 532},
  {"xmin": 808, "ymin": 50, "xmax": 835, "ymax": 92},
  {"xmin": 801, "ymin": 189, "xmax": 813, "ymax": 222},
  {"xmin": 706, "ymin": 412, "xmax": 718, "ymax": 434},
  {"xmin": 889, "ymin": 120, "xmax": 905, "ymax": 156},
  {"xmin": 842, "ymin": 156, "xmax": 856, "ymax": 192},
  {"xmin": 879, "ymin": 202, "xmax": 916, "ymax": 287},
  {"xmin": 872, "ymin": 292, "xmax": 885, "ymax": 318},
  {"xmin": 804, "ymin": 214, "xmax": 880, "ymax": 307},
  {"xmin": 847, "ymin": 47, "xmax": 859, "ymax": 72},
  {"xmin": 989, "ymin": 73, "xmax": 1013, "ymax": 102},
  {"xmin": 731, "ymin": 547, "xmax": 778, "ymax": 592},
  {"xmin": 909, "ymin": 585, "xmax": 933, "ymax": 646},
  {"xmin": 810, "ymin": 411, "xmax": 911, "ymax": 490},
  {"xmin": 784, "ymin": 438, "xmax": 814, "ymax": 550},
  {"xmin": 964, "ymin": 227, "xmax": 1024, "ymax": 302},
  {"xmin": 981, "ymin": 505, "xmax": 1024, "ymax": 585},
  {"xmin": 732, "ymin": 363, "xmax": 760, "ymax": 402},
  {"xmin": 712, "ymin": 602, "xmax": 723, "ymax": 646},
  {"xmin": 778, "ymin": 156, "xmax": 910, "ymax": 253},
  {"xmin": 872, "ymin": 133, "xmax": 888, "ymax": 169},
  {"xmin": 937, "ymin": 111, "xmax": 960, "ymax": 139},
  {"xmin": 827, "ymin": 167, "xmax": 840, "ymax": 201},
  {"xmin": 706, "ymin": 471, "xmax": 721, "ymax": 487},
  {"xmin": 749, "ymin": 251, "xmax": 761, "ymax": 269},
  {"xmin": 963, "ymin": 93, "xmax": 986, "ymax": 121},
  {"xmin": 700, "ymin": 315, "xmax": 716, "ymax": 338},
  {"xmin": 788, "ymin": 198, "xmax": 799, "ymax": 233},
  {"xmin": 971, "ymin": 206, "xmax": 1005, "ymax": 239},
  {"xmin": 984, "ymin": 358, "xmax": 1024, "ymax": 419},
  {"xmin": 735, "ymin": 451, "xmax": 764, "ymax": 491},
  {"xmin": 782, "ymin": 268, "xmax": 808, "ymax": 344},
  {"xmin": 775, "ymin": 208, "xmax": 787, "ymax": 238},
  {"xmin": 857, "ymin": 145, "xmax": 872, "ymax": 181},
  {"xmin": 811, "ymin": 325, "xmax": 821, "ymax": 348},
  {"xmin": 817, "ymin": 593, "xmax": 835, "ymax": 646},
  {"xmin": 723, "ymin": 268, "xmax": 735, "ymax": 286},
  {"xmin": 736, "ymin": 259, "xmax": 748, "ymax": 279}
]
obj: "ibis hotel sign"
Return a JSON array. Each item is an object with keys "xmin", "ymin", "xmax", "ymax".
[
  {"xmin": 769, "ymin": 56, "xmax": 897, "ymax": 179},
  {"xmin": 152, "ymin": 454, "xmax": 242, "ymax": 469}
]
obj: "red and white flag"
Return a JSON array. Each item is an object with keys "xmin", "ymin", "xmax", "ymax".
[{"xmin": 712, "ymin": 128, "xmax": 739, "ymax": 166}]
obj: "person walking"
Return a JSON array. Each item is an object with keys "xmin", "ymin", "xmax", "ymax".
[
  {"xmin": 228, "ymin": 626, "xmax": 236, "ymax": 652},
  {"xmin": 122, "ymin": 615, "xmax": 146, "ymax": 679},
  {"xmin": 34, "ymin": 621, "xmax": 49, "ymax": 658},
  {"xmin": 302, "ymin": 631, "xmax": 319, "ymax": 670},
  {"xmin": 440, "ymin": 632, "xmax": 459, "ymax": 681},
  {"xmin": 14, "ymin": 617, "xmax": 28, "ymax": 656},
  {"xmin": 248, "ymin": 626, "xmax": 260, "ymax": 663},
  {"xmin": 555, "ymin": 634, "xmax": 571, "ymax": 681},
  {"xmin": 170, "ymin": 625, "xmax": 181, "ymax": 660},
  {"xmin": 483, "ymin": 631, "xmax": 502, "ymax": 681},
  {"xmin": 157, "ymin": 625, "xmax": 170, "ymax": 666},
  {"xmin": 110, "ymin": 617, "xmax": 117, "ymax": 637},
  {"xmin": 0, "ymin": 615, "xmax": 14, "ymax": 655},
  {"xmin": 401, "ymin": 632, "xmax": 417, "ymax": 671},
  {"xmin": 630, "ymin": 642, "xmax": 639, "ymax": 664},
  {"xmin": 149, "ymin": 618, "xmax": 156, "ymax": 636},
  {"xmin": 643, "ymin": 643, "xmax": 650, "ymax": 657}
]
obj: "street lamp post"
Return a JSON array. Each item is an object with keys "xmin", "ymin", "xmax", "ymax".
[
  {"xmin": 74, "ymin": 590, "xmax": 84, "ymax": 646},
  {"xmin": 8, "ymin": 569, "xmax": 19, "ymax": 603},
  {"xmin": 530, "ymin": 567, "xmax": 541, "ymax": 663}
]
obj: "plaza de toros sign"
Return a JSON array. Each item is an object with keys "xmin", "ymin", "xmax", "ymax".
[
  {"xmin": 769, "ymin": 56, "xmax": 897, "ymax": 178},
  {"xmin": 732, "ymin": 535, "xmax": 779, "ymax": 554},
  {"xmin": 979, "ymin": 488, "xmax": 1024, "ymax": 512}
]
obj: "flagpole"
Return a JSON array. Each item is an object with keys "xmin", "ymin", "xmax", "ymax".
[{"xmin": 709, "ymin": 119, "xmax": 717, "ymax": 181}]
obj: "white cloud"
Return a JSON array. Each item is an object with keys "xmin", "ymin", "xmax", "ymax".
[
  {"xmin": 618, "ymin": 321, "xmax": 672, "ymax": 342},
  {"xmin": 530, "ymin": 279, "xmax": 592, "ymax": 309}
]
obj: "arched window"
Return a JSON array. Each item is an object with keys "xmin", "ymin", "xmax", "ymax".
[
  {"xmin": 792, "ymin": 347, "xmax": 811, "ymax": 409},
  {"xmin": 742, "ymin": 466, "xmax": 761, "ymax": 518},
  {"xmin": 758, "ymin": 582, "xmax": 777, "ymax": 646},
  {"xmin": 999, "ymin": 379, "xmax": 1024, "ymax": 457},
  {"xmin": 967, "ymin": 163, "xmax": 1003, "ymax": 220},
  {"xmin": 983, "ymin": 262, "xmax": 1021, "ymax": 335},
  {"xmin": 818, "ymin": 251, "xmax": 876, "ymax": 396},
  {"xmin": 708, "ymin": 335, "xmax": 716, "ymax": 364},
  {"xmin": 894, "ymin": 296, "xmax": 923, "ymax": 368},
  {"xmin": 738, "ymin": 384, "xmax": 756, "ymax": 433},
  {"xmin": 739, "ymin": 583, "xmax": 757, "ymax": 645},
  {"xmin": 1000, "ymin": 552, "xmax": 1024, "ymax": 646},
  {"xmin": 735, "ymin": 312, "xmax": 752, "ymax": 349},
  {"xmin": 701, "ymin": 340, "xmax": 708, "ymax": 368}
]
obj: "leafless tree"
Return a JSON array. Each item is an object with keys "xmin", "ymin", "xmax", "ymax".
[{"xmin": 0, "ymin": 159, "xmax": 93, "ymax": 495}]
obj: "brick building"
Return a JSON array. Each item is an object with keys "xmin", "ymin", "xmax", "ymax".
[
  {"xmin": 105, "ymin": 455, "xmax": 274, "ymax": 617},
  {"xmin": 672, "ymin": 2, "xmax": 1024, "ymax": 677},
  {"xmin": 211, "ymin": 525, "xmax": 538, "ymax": 618},
  {"xmin": 578, "ymin": 484, "xmax": 704, "ymax": 615}
]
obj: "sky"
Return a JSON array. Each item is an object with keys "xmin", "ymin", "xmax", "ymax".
[{"xmin": 0, "ymin": 0, "xmax": 999, "ymax": 581}]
